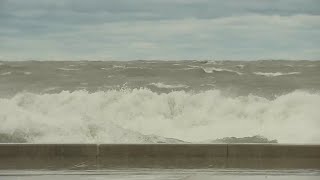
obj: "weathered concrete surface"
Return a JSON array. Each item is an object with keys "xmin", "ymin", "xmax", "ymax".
[
  {"xmin": 0, "ymin": 144, "xmax": 97, "ymax": 169},
  {"xmin": 227, "ymin": 144, "xmax": 320, "ymax": 169},
  {"xmin": 0, "ymin": 144, "xmax": 319, "ymax": 169},
  {"xmin": 98, "ymin": 144, "xmax": 227, "ymax": 168}
]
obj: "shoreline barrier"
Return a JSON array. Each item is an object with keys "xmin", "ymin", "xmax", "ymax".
[{"xmin": 0, "ymin": 144, "xmax": 319, "ymax": 169}]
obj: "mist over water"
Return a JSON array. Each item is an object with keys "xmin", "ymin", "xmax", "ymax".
[{"xmin": 0, "ymin": 60, "xmax": 320, "ymax": 143}]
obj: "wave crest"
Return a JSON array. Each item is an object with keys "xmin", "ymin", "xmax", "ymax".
[
  {"xmin": 149, "ymin": 82, "xmax": 189, "ymax": 89},
  {"xmin": 253, "ymin": 72, "xmax": 300, "ymax": 77},
  {"xmin": 0, "ymin": 89, "xmax": 319, "ymax": 143}
]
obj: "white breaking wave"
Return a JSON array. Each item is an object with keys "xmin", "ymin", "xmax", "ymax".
[
  {"xmin": 57, "ymin": 68, "xmax": 80, "ymax": 71},
  {"xmin": 200, "ymin": 83, "xmax": 215, "ymax": 87},
  {"xmin": 113, "ymin": 65, "xmax": 126, "ymax": 68},
  {"xmin": 254, "ymin": 72, "xmax": 301, "ymax": 77},
  {"xmin": 202, "ymin": 67, "xmax": 243, "ymax": 75},
  {"xmin": 306, "ymin": 65, "xmax": 316, "ymax": 67},
  {"xmin": 24, "ymin": 72, "xmax": 32, "ymax": 75},
  {"xmin": 185, "ymin": 65, "xmax": 243, "ymax": 75},
  {"xmin": 0, "ymin": 89, "xmax": 319, "ymax": 144},
  {"xmin": 0, "ymin": 72, "xmax": 11, "ymax": 76},
  {"xmin": 205, "ymin": 60, "xmax": 218, "ymax": 65},
  {"xmin": 236, "ymin": 65, "xmax": 245, "ymax": 69},
  {"xmin": 150, "ymin": 82, "xmax": 189, "ymax": 89},
  {"xmin": 42, "ymin": 87, "xmax": 60, "ymax": 93},
  {"xmin": 101, "ymin": 67, "xmax": 111, "ymax": 70}
]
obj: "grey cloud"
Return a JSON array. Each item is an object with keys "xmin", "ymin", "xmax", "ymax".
[
  {"xmin": 2, "ymin": 0, "xmax": 320, "ymax": 22},
  {"xmin": 1, "ymin": 15, "xmax": 319, "ymax": 60},
  {"xmin": 1, "ymin": 0, "xmax": 319, "ymax": 35},
  {"xmin": 0, "ymin": 0, "xmax": 319, "ymax": 60}
]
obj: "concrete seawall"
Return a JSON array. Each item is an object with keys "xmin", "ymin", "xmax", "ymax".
[{"xmin": 0, "ymin": 144, "xmax": 319, "ymax": 169}]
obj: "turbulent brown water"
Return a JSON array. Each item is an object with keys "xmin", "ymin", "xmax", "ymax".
[{"xmin": 0, "ymin": 60, "xmax": 320, "ymax": 143}]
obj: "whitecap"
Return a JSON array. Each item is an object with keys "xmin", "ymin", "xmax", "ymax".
[
  {"xmin": 236, "ymin": 64, "xmax": 245, "ymax": 69},
  {"xmin": 254, "ymin": 72, "xmax": 300, "ymax": 77},
  {"xmin": 183, "ymin": 65, "xmax": 202, "ymax": 70},
  {"xmin": 205, "ymin": 60, "xmax": 217, "ymax": 64},
  {"xmin": 101, "ymin": 67, "xmax": 111, "ymax": 70},
  {"xmin": 42, "ymin": 87, "xmax": 60, "ymax": 93},
  {"xmin": 202, "ymin": 67, "xmax": 243, "ymax": 75},
  {"xmin": 1, "ymin": 72, "xmax": 11, "ymax": 76},
  {"xmin": 200, "ymin": 83, "xmax": 215, "ymax": 87},
  {"xmin": 24, "ymin": 72, "xmax": 32, "ymax": 75},
  {"xmin": 187, "ymin": 65, "xmax": 200, "ymax": 68},
  {"xmin": 181, "ymin": 67, "xmax": 198, "ymax": 70},
  {"xmin": 150, "ymin": 82, "xmax": 189, "ymax": 89},
  {"xmin": 57, "ymin": 68, "xmax": 80, "ymax": 71},
  {"xmin": 306, "ymin": 65, "xmax": 316, "ymax": 67},
  {"xmin": 113, "ymin": 65, "xmax": 126, "ymax": 68}
]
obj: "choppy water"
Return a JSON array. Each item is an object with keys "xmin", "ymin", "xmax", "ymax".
[{"xmin": 0, "ymin": 60, "xmax": 320, "ymax": 143}]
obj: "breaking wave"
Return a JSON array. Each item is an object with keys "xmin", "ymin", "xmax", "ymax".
[
  {"xmin": 149, "ymin": 82, "xmax": 189, "ymax": 89},
  {"xmin": 253, "ymin": 72, "xmax": 301, "ymax": 77},
  {"xmin": 0, "ymin": 72, "xmax": 11, "ymax": 76},
  {"xmin": 0, "ymin": 89, "xmax": 319, "ymax": 144},
  {"xmin": 57, "ymin": 67, "xmax": 81, "ymax": 71},
  {"xmin": 184, "ymin": 65, "xmax": 243, "ymax": 75},
  {"xmin": 202, "ymin": 67, "xmax": 243, "ymax": 75}
]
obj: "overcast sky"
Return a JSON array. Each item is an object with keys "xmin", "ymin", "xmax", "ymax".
[{"xmin": 0, "ymin": 0, "xmax": 319, "ymax": 60}]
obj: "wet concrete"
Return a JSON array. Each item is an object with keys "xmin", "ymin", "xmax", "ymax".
[
  {"xmin": 98, "ymin": 144, "xmax": 227, "ymax": 168},
  {"xmin": 228, "ymin": 144, "xmax": 320, "ymax": 169},
  {"xmin": 0, "ymin": 144, "xmax": 97, "ymax": 169},
  {"xmin": 0, "ymin": 144, "xmax": 319, "ymax": 169}
]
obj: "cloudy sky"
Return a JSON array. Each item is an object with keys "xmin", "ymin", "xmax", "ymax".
[{"xmin": 0, "ymin": 0, "xmax": 319, "ymax": 61}]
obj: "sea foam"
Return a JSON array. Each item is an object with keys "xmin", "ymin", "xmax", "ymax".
[
  {"xmin": 253, "ymin": 72, "xmax": 301, "ymax": 77},
  {"xmin": 0, "ymin": 89, "xmax": 319, "ymax": 143},
  {"xmin": 202, "ymin": 67, "xmax": 243, "ymax": 75},
  {"xmin": 150, "ymin": 82, "xmax": 189, "ymax": 89},
  {"xmin": 0, "ymin": 72, "xmax": 12, "ymax": 76}
]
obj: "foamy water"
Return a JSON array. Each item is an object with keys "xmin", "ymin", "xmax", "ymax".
[
  {"xmin": 0, "ymin": 72, "xmax": 11, "ymax": 76},
  {"xmin": 0, "ymin": 60, "xmax": 319, "ymax": 143},
  {"xmin": 57, "ymin": 67, "xmax": 81, "ymax": 71},
  {"xmin": 0, "ymin": 89, "xmax": 319, "ymax": 143},
  {"xmin": 253, "ymin": 72, "xmax": 301, "ymax": 77},
  {"xmin": 150, "ymin": 82, "xmax": 189, "ymax": 89},
  {"xmin": 202, "ymin": 67, "xmax": 243, "ymax": 75}
]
